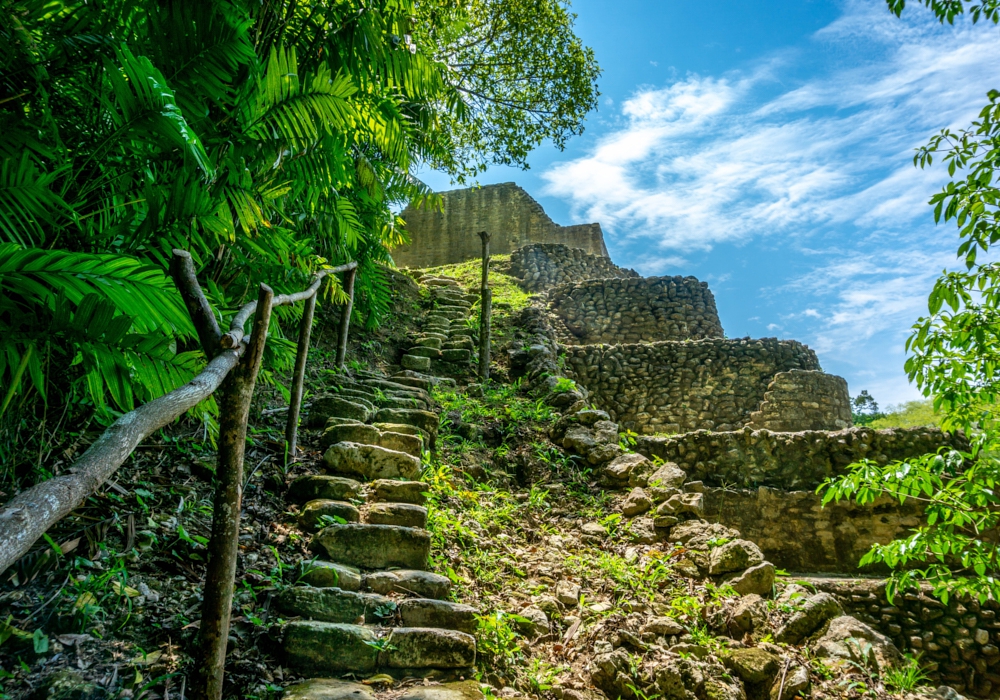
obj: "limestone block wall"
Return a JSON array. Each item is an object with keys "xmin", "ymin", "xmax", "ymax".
[
  {"xmin": 508, "ymin": 243, "xmax": 638, "ymax": 292},
  {"xmin": 394, "ymin": 184, "xmax": 608, "ymax": 268},
  {"xmin": 702, "ymin": 486, "xmax": 923, "ymax": 572},
  {"xmin": 561, "ymin": 337, "xmax": 821, "ymax": 433},
  {"xmin": 747, "ymin": 369, "xmax": 852, "ymax": 431},
  {"xmin": 548, "ymin": 276, "xmax": 724, "ymax": 345},
  {"xmin": 811, "ymin": 579, "xmax": 1000, "ymax": 697},
  {"xmin": 636, "ymin": 426, "xmax": 968, "ymax": 490}
]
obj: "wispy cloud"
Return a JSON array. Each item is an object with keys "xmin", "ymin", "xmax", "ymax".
[{"xmin": 542, "ymin": 1, "xmax": 1000, "ymax": 254}]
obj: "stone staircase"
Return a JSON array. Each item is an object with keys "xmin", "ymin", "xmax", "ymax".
[
  {"xmin": 402, "ymin": 277, "xmax": 477, "ymax": 373},
  {"xmin": 280, "ymin": 288, "xmax": 482, "ymax": 697}
]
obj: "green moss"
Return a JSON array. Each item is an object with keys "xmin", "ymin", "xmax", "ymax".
[{"xmin": 422, "ymin": 255, "xmax": 532, "ymax": 312}]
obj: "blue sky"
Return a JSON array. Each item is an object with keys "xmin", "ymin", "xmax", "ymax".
[{"xmin": 418, "ymin": 0, "xmax": 1000, "ymax": 407}]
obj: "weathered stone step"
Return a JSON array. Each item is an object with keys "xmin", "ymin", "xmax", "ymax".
[
  {"xmin": 298, "ymin": 499, "xmax": 360, "ymax": 529},
  {"xmin": 323, "ymin": 442, "xmax": 421, "ymax": 481},
  {"xmin": 366, "ymin": 502, "xmax": 428, "ymax": 528},
  {"xmin": 414, "ymin": 336, "xmax": 443, "ymax": 349},
  {"xmin": 320, "ymin": 423, "xmax": 423, "ymax": 458},
  {"xmin": 284, "ymin": 622, "xmax": 475, "ymax": 675},
  {"xmin": 408, "ymin": 346, "xmax": 442, "ymax": 359},
  {"xmin": 278, "ymin": 587, "xmax": 477, "ymax": 632},
  {"xmin": 334, "ymin": 377, "xmax": 429, "ymax": 401},
  {"xmin": 439, "ymin": 349, "xmax": 471, "ymax": 363},
  {"xmin": 449, "ymin": 328, "xmax": 476, "ymax": 339},
  {"xmin": 369, "ymin": 479, "xmax": 428, "ymax": 505},
  {"xmin": 313, "ymin": 523, "xmax": 430, "ymax": 570},
  {"xmin": 372, "ymin": 422, "xmax": 430, "ymax": 446},
  {"xmin": 299, "ymin": 561, "xmax": 362, "ymax": 590},
  {"xmin": 372, "ymin": 408, "xmax": 439, "ymax": 436},
  {"xmin": 307, "ymin": 396, "xmax": 371, "ymax": 426},
  {"xmin": 361, "ymin": 378, "xmax": 433, "ymax": 401},
  {"xmin": 443, "ymin": 338, "xmax": 475, "ymax": 351},
  {"xmin": 362, "ymin": 569, "xmax": 450, "ymax": 599},
  {"xmin": 392, "ymin": 370, "xmax": 457, "ymax": 390},
  {"xmin": 289, "ymin": 475, "xmax": 362, "ymax": 504},
  {"xmin": 402, "ymin": 355, "xmax": 431, "ymax": 372},
  {"xmin": 283, "ymin": 679, "xmax": 483, "ymax": 700}
]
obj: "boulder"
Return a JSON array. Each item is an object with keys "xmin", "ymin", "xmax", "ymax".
[
  {"xmin": 602, "ymin": 453, "xmax": 651, "ymax": 483},
  {"xmin": 658, "ymin": 492, "xmax": 705, "ymax": 518},
  {"xmin": 622, "ymin": 487, "xmax": 653, "ymax": 517},
  {"xmin": 630, "ymin": 460, "xmax": 686, "ymax": 489},
  {"xmin": 724, "ymin": 562, "xmax": 775, "ymax": 597},
  {"xmin": 369, "ymin": 479, "xmax": 428, "ymax": 505},
  {"xmin": 721, "ymin": 647, "xmax": 780, "ymax": 684},
  {"xmin": 725, "ymin": 593, "xmax": 769, "ymax": 636},
  {"xmin": 708, "ymin": 539, "xmax": 765, "ymax": 575},
  {"xmin": 771, "ymin": 664, "xmax": 810, "ymax": 700},
  {"xmin": 575, "ymin": 409, "xmax": 611, "ymax": 426},
  {"xmin": 514, "ymin": 606, "xmax": 550, "ymax": 637},
  {"xmin": 812, "ymin": 615, "xmax": 902, "ymax": 673},
  {"xmin": 775, "ymin": 592, "xmax": 843, "ymax": 644},
  {"xmin": 627, "ymin": 517, "xmax": 659, "ymax": 544},
  {"xmin": 298, "ymin": 499, "xmax": 361, "ymax": 529},
  {"xmin": 641, "ymin": 616, "xmax": 686, "ymax": 638},
  {"xmin": 563, "ymin": 425, "xmax": 597, "ymax": 454},
  {"xmin": 323, "ymin": 442, "xmax": 421, "ymax": 481},
  {"xmin": 288, "ymin": 475, "xmax": 362, "ymax": 504},
  {"xmin": 556, "ymin": 580, "xmax": 581, "ymax": 606},
  {"xmin": 590, "ymin": 649, "xmax": 635, "ymax": 700},
  {"xmin": 299, "ymin": 560, "xmax": 361, "ymax": 591},
  {"xmin": 314, "ymin": 524, "xmax": 430, "ymax": 570},
  {"xmin": 670, "ymin": 521, "xmax": 740, "ymax": 550}
]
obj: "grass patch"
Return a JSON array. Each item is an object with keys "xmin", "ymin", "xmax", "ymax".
[{"xmin": 869, "ymin": 400, "xmax": 942, "ymax": 429}]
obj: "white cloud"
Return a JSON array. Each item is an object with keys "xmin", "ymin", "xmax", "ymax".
[{"xmin": 542, "ymin": 5, "xmax": 1000, "ymax": 253}]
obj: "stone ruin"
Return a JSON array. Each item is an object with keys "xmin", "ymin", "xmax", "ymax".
[{"xmin": 502, "ymin": 238, "xmax": 983, "ymax": 691}]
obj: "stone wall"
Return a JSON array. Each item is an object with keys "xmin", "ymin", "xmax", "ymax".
[
  {"xmin": 561, "ymin": 338, "xmax": 821, "ymax": 434},
  {"xmin": 702, "ymin": 486, "xmax": 922, "ymax": 572},
  {"xmin": 808, "ymin": 578, "xmax": 1000, "ymax": 697},
  {"xmin": 747, "ymin": 369, "xmax": 852, "ymax": 431},
  {"xmin": 547, "ymin": 276, "xmax": 724, "ymax": 345},
  {"xmin": 636, "ymin": 426, "xmax": 967, "ymax": 490},
  {"xmin": 394, "ymin": 184, "xmax": 608, "ymax": 268},
  {"xmin": 508, "ymin": 243, "xmax": 638, "ymax": 292}
]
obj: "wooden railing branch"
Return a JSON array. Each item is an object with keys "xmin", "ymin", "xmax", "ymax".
[{"xmin": 170, "ymin": 249, "xmax": 223, "ymax": 356}]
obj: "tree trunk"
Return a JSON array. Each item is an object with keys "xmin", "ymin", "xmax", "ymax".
[
  {"xmin": 192, "ymin": 284, "xmax": 274, "ymax": 700},
  {"xmin": 478, "ymin": 230, "xmax": 492, "ymax": 381},
  {"xmin": 336, "ymin": 266, "xmax": 357, "ymax": 369},
  {"xmin": 284, "ymin": 291, "xmax": 317, "ymax": 464}
]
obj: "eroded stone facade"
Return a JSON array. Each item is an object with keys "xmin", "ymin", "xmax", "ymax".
[
  {"xmin": 548, "ymin": 276, "xmax": 724, "ymax": 345},
  {"xmin": 395, "ymin": 184, "xmax": 608, "ymax": 268},
  {"xmin": 748, "ymin": 369, "xmax": 852, "ymax": 431},
  {"xmin": 561, "ymin": 338, "xmax": 821, "ymax": 434},
  {"xmin": 508, "ymin": 243, "xmax": 637, "ymax": 292}
]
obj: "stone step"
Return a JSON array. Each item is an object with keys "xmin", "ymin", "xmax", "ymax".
[
  {"xmin": 372, "ymin": 408, "xmax": 439, "ymax": 437},
  {"xmin": 392, "ymin": 371, "xmax": 457, "ymax": 390},
  {"xmin": 323, "ymin": 442, "xmax": 421, "ymax": 481},
  {"xmin": 334, "ymin": 377, "xmax": 429, "ymax": 402},
  {"xmin": 283, "ymin": 679, "xmax": 482, "ymax": 700},
  {"xmin": 307, "ymin": 396, "xmax": 371, "ymax": 426},
  {"xmin": 369, "ymin": 479, "xmax": 428, "ymax": 505},
  {"xmin": 408, "ymin": 346, "xmax": 442, "ymax": 359},
  {"xmin": 372, "ymin": 422, "xmax": 430, "ymax": 447},
  {"xmin": 402, "ymin": 355, "xmax": 431, "ymax": 372},
  {"xmin": 284, "ymin": 622, "xmax": 476, "ymax": 675},
  {"xmin": 442, "ymin": 338, "xmax": 475, "ymax": 351},
  {"xmin": 360, "ymin": 378, "xmax": 433, "ymax": 402},
  {"xmin": 299, "ymin": 561, "xmax": 362, "ymax": 591},
  {"xmin": 313, "ymin": 523, "xmax": 430, "ymax": 570},
  {"xmin": 414, "ymin": 336, "xmax": 443, "ymax": 349},
  {"xmin": 449, "ymin": 328, "xmax": 476, "ymax": 339},
  {"xmin": 439, "ymin": 348, "xmax": 472, "ymax": 363},
  {"xmin": 423, "ymin": 277, "xmax": 462, "ymax": 287},
  {"xmin": 288, "ymin": 475, "xmax": 363, "ymax": 504},
  {"xmin": 366, "ymin": 502, "xmax": 428, "ymax": 528},
  {"xmin": 278, "ymin": 587, "xmax": 477, "ymax": 632},
  {"xmin": 298, "ymin": 499, "xmax": 361, "ymax": 530},
  {"xmin": 320, "ymin": 423, "xmax": 423, "ymax": 458},
  {"xmin": 362, "ymin": 569, "xmax": 451, "ymax": 599}
]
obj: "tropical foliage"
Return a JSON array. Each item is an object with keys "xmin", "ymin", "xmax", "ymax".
[
  {"xmin": 0, "ymin": 0, "xmax": 600, "ymax": 483},
  {"xmin": 821, "ymin": 1, "xmax": 1000, "ymax": 603}
]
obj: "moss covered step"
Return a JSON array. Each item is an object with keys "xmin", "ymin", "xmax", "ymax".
[
  {"xmin": 288, "ymin": 475, "xmax": 363, "ymax": 504},
  {"xmin": 313, "ymin": 523, "xmax": 430, "ymax": 570},
  {"xmin": 361, "ymin": 569, "xmax": 450, "ymax": 599},
  {"xmin": 320, "ymin": 422, "xmax": 423, "ymax": 457},
  {"xmin": 372, "ymin": 408, "xmax": 439, "ymax": 436},
  {"xmin": 283, "ymin": 680, "xmax": 482, "ymax": 700},
  {"xmin": 402, "ymin": 355, "xmax": 432, "ymax": 372},
  {"xmin": 298, "ymin": 499, "xmax": 361, "ymax": 529},
  {"xmin": 322, "ymin": 442, "xmax": 421, "ymax": 481},
  {"xmin": 299, "ymin": 561, "xmax": 362, "ymax": 590},
  {"xmin": 306, "ymin": 396, "xmax": 371, "ymax": 426},
  {"xmin": 366, "ymin": 502, "xmax": 428, "ymax": 528},
  {"xmin": 278, "ymin": 587, "xmax": 477, "ymax": 632},
  {"xmin": 392, "ymin": 370, "xmax": 457, "ymax": 390},
  {"xmin": 361, "ymin": 378, "xmax": 433, "ymax": 401},
  {"xmin": 284, "ymin": 622, "xmax": 476, "ymax": 675}
]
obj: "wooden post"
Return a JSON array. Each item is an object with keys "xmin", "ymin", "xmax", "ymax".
[
  {"xmin": 336, "ymin": 265, "xmax": 357, "ymax": 369},
  {"xmin": 284, "ymin": 290, "xmax": 318, "ymax": 464},
  {"xmin": 477, "ymin": 230, "xmax": 492, "ymax": 381},
  {"xmin": 193, "ymin": 284, "xmax": 274, "ymax": 700}
]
